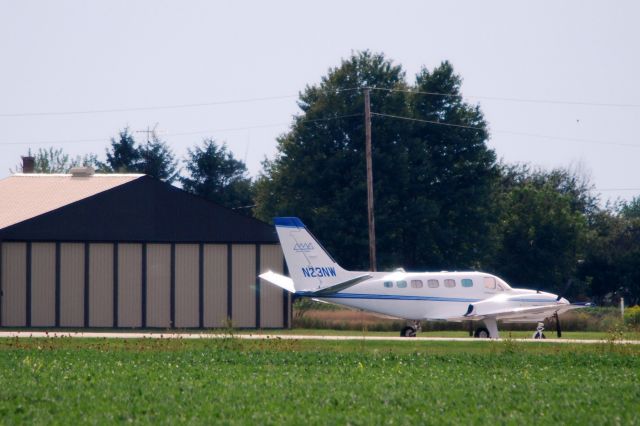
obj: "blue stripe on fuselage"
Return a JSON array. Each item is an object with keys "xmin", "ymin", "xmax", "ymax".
[{"xmin": 296, "ymin": 292, "xmax": 481, "ymax": 303}]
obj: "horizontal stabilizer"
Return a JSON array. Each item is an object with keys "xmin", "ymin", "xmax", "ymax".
[
  {"xmin": 306, "ymin": 274, "xmax": 372, "ymax": 296},
  {"xmin": 259, "ymin": 271, "xmax": 296, "ymax": 293},
  {"xmin": 259, "ymin": 271, "xmax": 371, "ymax": 296}
]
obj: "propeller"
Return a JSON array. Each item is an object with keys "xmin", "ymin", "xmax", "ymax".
[
  {"xmin": 556, "ymin": 278, "xmax": 573, "ymax": 301},
  {"xmin": 552, "ymin": 279, "xmax": 574, "ymax": 337}
]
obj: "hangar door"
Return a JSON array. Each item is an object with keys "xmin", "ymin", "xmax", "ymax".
[{"xmin": 0, "ymin": 242, "xmax": 289, "ymax": 329}]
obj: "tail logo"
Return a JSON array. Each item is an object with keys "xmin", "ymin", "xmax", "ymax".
[{"xmin": 293, "ymin": 242, "xmax": 315, "ymax": 253}]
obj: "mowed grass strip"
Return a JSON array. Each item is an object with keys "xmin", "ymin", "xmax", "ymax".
[{"xmin": 0, "ymin": 338, "xmax": 639, "ymax": 425}]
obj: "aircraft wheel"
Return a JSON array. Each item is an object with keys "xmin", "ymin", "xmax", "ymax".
[
  {"xmin": 533, "ymin": 332, "xmax": 546, "ymax": 339},
  {"xmin": 474, "ymin": 327, "xmax": 490, "ymax": 338},
  {"xmin": 400, "ymin": 326, "xmax": 417, "ymax": 338}
]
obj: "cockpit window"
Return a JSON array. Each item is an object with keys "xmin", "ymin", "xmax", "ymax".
[
  {"xmin": 496, "ymin": 277, "xmax": 511, "ymax": 291},
  {"xmin": 397, "ymin": 281, "xmax": 407, "ymax": 288},
  {"xmin": 484, "ymin": 277, "xmax": 496, "ymax": 289},
  {"xmin": 461, "ymin": 279, "xmax": 473, "ymax": 288},
  {"xmin": 384, "ymin": 281, "xmax": 393, "ymax": 288}
]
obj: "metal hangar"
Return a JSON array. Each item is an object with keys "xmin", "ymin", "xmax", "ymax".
[{"xmin": 0, "ymin": 169, "xmax": 290, "ymax": 329}]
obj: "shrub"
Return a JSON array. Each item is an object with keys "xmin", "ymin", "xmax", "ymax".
[{"xmin": 624, "ymin": 305, "xmax": 640, "ymax": 329}]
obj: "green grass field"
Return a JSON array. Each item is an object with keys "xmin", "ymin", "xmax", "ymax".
[{"xmin": 1, "ymin": 337, "xmax": 639, "ymax": 425}]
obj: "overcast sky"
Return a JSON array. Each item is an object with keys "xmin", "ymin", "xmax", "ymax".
[{"xmin": 1, "ymin": 1, "xmax": 638, "ymax": 205}]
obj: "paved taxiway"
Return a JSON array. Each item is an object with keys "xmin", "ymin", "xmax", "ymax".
[{"xmin": 1, "ymin": 331, "xmax": 639, "ymax": 344}]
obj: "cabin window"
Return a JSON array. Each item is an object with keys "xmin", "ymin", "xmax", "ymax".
[
  {"xmin": 411, "ymin": 280, "xmax": 423, "ymax": 289},
  {"xmin": 484, "ymin": 277, "xmax": 496, "ymax": 289},
  {"xmin": 397, "ymin": 280, "xmax": 407, "ymax": 288},
  {"xmin": 384, "ymin": 281, "xmax": 393, "ymax": 288},
  {"xmin": 461, "ymin": 279, "xmax": 473, "ymax": 288},
  {"xmin": 444, "ymin": 279, "xmax": 456, "ymax": 288},
  {"xmin": 427, "ymin": 279, "xmax": 439, "ymax": 288}
]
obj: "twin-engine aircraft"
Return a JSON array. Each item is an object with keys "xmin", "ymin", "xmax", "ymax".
[{"xmin": 260, "ymin": 217, "xmax": 588, "ymax": 338}]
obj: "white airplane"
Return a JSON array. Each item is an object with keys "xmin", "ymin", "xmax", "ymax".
[{"xmin": 260, "ymin": 217, "xmax": 590, "ymax": 338}]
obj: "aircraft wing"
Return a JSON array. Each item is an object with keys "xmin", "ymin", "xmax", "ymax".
[{"xmin": 450, "ymin": 303, "xmax": 590, "ymax": 323}]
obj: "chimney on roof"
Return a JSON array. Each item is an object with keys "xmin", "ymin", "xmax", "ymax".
[
  {"xmin": 21, "ymin": 156, "xmax": 35, "ymax": 174},
  {"xmin": 69, "ymin": 166, "xmax": 95, "ymax": 177}
]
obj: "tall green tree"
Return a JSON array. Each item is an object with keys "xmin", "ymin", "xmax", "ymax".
[
  {"xmin": 137, "ymin": 135, "xmax": 179, "ymax": 183},
  {"xmin": 101, "ymin": 128, "xmax": 140, "ymax": 173},
  {"xmin": 181, "ymin": 139, "xmax": 253, "ymax": 212},
  {"xmin": 491, "ymin": 165, "xmax": 591, "ymax": 293},
  {"xmin": 255, "ymin": 51, "xmax": 498, "ymax": 271},
  {"xmin": 100, "ymin": 127, "xmax": 179, "ymax": 183},
  {"xmin": 579, "ymin": 201, "xmax": 640, "ymax": 305},
  {"xmin": 402, "ymin": 62, "xmax": 498, "ymax": 269}
]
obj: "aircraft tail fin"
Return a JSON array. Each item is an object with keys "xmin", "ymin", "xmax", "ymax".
[{"xmin": 269, "ymin": 217, "xmax": 367, "ymax": 293}]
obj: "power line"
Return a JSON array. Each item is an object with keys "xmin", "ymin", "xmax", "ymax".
[
  {"xmin": 1, "ymin": 108, "xmax": 637, "ymax": 151},
  {"xmin": 369, "ymin": 87, "xmax": 640, "ymax": 109},
  {"xmin": 371, "ymin": 112, "xmax": 483, "ymax": 131},
  {"xmin": 3, "ymin": 84, "xmax": 638, "ymax": 119},
  {"xmin": 371, "ymin": 112, "xmax": 640, "ymax": 149},
  {"xmin": 0, "ymin": 88, "xmax": 365, "ymax": 118},
  {"xmin": 0, "ymin": 113, "xmax": 363, "ymax": 146},
  {"xmin": 0, "ymin": 95, "xmax": 298, "ymax": 118}
]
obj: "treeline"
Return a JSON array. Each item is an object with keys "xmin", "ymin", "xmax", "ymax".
[
  {"xmin": 17, "ymin": 51, "xmax": 639, "ymax": 305},
  {"xmin": 22, "ymin": 132, "xmax": 254, "ymax": 214}
]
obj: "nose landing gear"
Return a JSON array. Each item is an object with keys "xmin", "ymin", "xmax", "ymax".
[{"xmin": 532, "ymin": 322, "xmax": 546, "ymax": 339}]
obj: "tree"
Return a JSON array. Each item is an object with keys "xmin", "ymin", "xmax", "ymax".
[
  {"xmin": 401, "ymin": 62, "xmax": 498, "ymax": 269},
  {"xmin": 579, "ymin": 204, "xmax": 640, "ymax": 305},
  {"xmin": 15, "ymin": 147, "xmax": 98, "ymax": 173},
  {"xmin": 100, "ymin": 127, "xmax": 179, "ymax": 183},
  {"xmin": 181, "ymin": 139, "xmax": 253, "ymax": 212},
  {"xmin": 491, "ymin": 165, "xmax": 591, "ymax": 294},
  {"xmin": 101, "ymin": 128, "xmax": 140, "ymax": 173},
  {"xmin": 619, "ymin": 196, "xmax": 640, "ymax": 220},
  {"xmin": 137, "ymin": 135, "xmax": 179, "ymax": 183},
  {"xmin": 255, "ymin": 51, "xmax": 498, "ymax": 271}
]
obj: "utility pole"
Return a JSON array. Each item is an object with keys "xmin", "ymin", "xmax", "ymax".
[{"xmin": 364, "ymin": 88, "xmax": 377, "ymax": 271}]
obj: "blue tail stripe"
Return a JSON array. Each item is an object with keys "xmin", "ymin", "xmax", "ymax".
[{"xmin": 274, "ymin": 217, "xmax": 305, "ymax": 228}]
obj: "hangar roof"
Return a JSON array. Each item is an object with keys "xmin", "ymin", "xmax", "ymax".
[
  {"xmin": 0, "ymin": 174, "xmax": 143, "ymax": 230},
  {"xmin": 0, "ymin": 173, "xmax": 277, "ymax": 243}
]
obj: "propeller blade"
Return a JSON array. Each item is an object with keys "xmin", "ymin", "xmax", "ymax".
[{"xmin": 557, "ymin": 279, "xmax": 573, "ymax": 301}]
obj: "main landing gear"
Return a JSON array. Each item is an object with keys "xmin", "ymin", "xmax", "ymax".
[
  {"xmin": 474, "ymin": 327, "xmax": 491, "ymax": 338},
  {"xmin": 472, "ymin": 318, "xmax": 500, "ymax": 339},
  {"xmin": 400, "ymin": 321, "xmax": 421, "ymax": 337}
]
